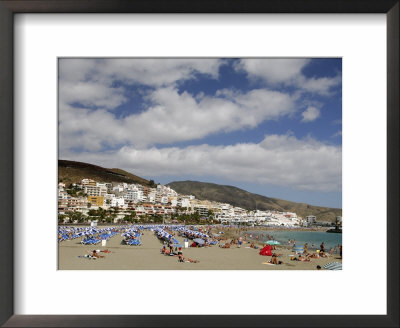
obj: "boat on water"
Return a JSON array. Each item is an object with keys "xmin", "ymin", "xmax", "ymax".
[
  {"xmin": 326, "ymin": 216, "xmax": 342, "ymax": 233},
  {"xmin": 326, "ymin": 227, "xmax": 342, "ymax": 233}
]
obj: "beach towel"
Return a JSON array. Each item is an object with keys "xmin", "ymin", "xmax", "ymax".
[{"xmin": 259, "ymin": 245, "xmax": 272, "ymax": 256}]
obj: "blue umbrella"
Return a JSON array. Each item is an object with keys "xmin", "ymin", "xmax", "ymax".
[
  {"xmin": 292, "ymin": 245, "xmax": 304, "ymax": 254},
  {"xmin": 193, "ymin": 238, "xmax": 205, "ymax": 245}
]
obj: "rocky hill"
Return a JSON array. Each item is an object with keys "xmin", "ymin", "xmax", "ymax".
[
  {"xmin": 167, "ymin": 181, "xmax": 342, "ymax": 222},
  {"xmin": 58, "ymin": 160, "xmax": 150, "ymax": 186}
]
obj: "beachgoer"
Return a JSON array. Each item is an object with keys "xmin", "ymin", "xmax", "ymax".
[
  {"xmin": 269, "ymin": 254, "xmax": 283, "ymax": 265},
  {"xmin": 320, "ymin": 242, "xmax": 325, "ymax": 253},
  {"xmin": 304, "ymin": 243, "xmax": 309, "ymax": 254},
  {"xmin": 270, "ymin": 254, "xmax": 279, "ymax": 265},
  {"xmin": 219, "ymin": 243, "xmax": 230, "ymax": 248},
  {"xmin": 316, "ymin": 265, "xmax": 322, "ymax": 270},
  {"xmin": 339, "ymin": 245, "xmax": 342, "ymax": 258},
  {"xmin": 90, "ymin": 250, "xmax": 104, "ymax": 258},
  {"xmin": 298, "ymin": 254, "xmax": 311, "ymax": 262}
]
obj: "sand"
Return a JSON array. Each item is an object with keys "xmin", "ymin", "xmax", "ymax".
[{"xmin": 58, "ymin": 229, "xmax": 342, "ymax": 270}]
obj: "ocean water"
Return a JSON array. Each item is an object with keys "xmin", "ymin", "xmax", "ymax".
[{"xmin": 246, "ymin": 230, "xmax": 342, "ymax": 250}]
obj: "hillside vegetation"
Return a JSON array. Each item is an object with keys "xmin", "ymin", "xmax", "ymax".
[
  {"xmin": 58, "ymin": 160, "xmax": 150, "ymax": 186},
  {"xmin": 167, "ymin": 181, "xmax": 342, "ymax": 222}
]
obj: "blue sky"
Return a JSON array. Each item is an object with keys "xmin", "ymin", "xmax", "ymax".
[{"xmin": 59, "ymin": 58, "xmax": 342, "ymax": 208}]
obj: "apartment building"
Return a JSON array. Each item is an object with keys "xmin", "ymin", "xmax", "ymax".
[
  {"xmin": 87, "ymin": 196, "xmax": 104, "ymax": 207},
  {"xmin": 81, "ymin": 178, "xmax": 96, "ymax": 186},
  {"xmin": 84, "ymin": 185, "xmax": 107, "ymax": 197}
]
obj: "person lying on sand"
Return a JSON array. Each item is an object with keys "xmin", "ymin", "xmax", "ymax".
[
  {"xmin": 219, "ymin": 243, "xmax": 231, "ymax": 248},
  {"xmin": 91, "ymin": 250, "xmax": 102, "ymax": 258},
  {"xmin": 250, "ymin": 243, "xmax": 259, "ymax": 249},
  {"xmin": 298, "ymin": 254, "xmax": 311, "ymax": 262},
  {"xmin": 81, "ymin": 250, "xmax": 104, "ymax": 259}
]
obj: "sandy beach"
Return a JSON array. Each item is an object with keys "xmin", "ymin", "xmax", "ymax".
[{"xmin": 58, "ymin": 228, "xmax": 342, "ymax": 270}]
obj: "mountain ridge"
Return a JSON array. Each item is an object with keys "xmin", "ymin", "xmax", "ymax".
[
  {"xmin": 58, "ymin": 160, "xmax": 150, "ymax": 186},
  {"xmin": 167, "ymin": 180, "xmax": 342, "ymax": 222}
]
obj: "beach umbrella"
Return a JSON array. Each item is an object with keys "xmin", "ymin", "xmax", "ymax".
[
  {"xmin": 323, "ymin": 262, "xmax": 342, "ymax": 270},
  {"xmin": 265, "ymin": 240, "xmax": 280, "ymax": 245},
  {"xmin": 193, "ymin": 238, "xmax": 205, "ymax": 245},
  {"xmin": 293, "ymin": 245, "xmax": 304, "ymax": 254}
]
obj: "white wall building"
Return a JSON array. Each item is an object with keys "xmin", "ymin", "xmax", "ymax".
[
  {"xmin": 124, "ymin": 190, "xmax": 145, "ymax": 203},
  {"xmin": 110, "ymin": 197, "xmax": 125, "ymax": 208}
]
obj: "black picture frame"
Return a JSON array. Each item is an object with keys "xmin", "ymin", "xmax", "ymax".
[{"xmin": 0, "ymin": 1, "xmax": 398, "ymax": 327}]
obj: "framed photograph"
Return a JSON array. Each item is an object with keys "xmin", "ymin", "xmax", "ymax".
[{"xmin": 0, "ymin": 1, "xmax": 398, "ymax": 327}]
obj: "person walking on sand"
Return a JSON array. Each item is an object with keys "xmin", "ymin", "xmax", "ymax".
[{"xmin": 320, "ymin": 242, "xmax": 325, "ymax": 254}]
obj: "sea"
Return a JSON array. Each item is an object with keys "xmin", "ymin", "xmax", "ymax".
[{"xmin": 245, "ymin": 230, "xmax": 342, "ymax": 250}]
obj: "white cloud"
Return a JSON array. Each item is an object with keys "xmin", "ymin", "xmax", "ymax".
[
  {"xmin": 59, "ymin": 81, "xmax": 127, "ymax": 110},
  {"xmin": 235, "ymin": 59, "xmax": 341, "ymax": 96},
  {"xmin": 235, "ymin": 59, "xmax": 309, "ymax": 85},
  {"xmin": 60, "ymin": 59, "xmax": 301, "ymax": 150},
  {"xmin": 59, "ymin": 58, "xmax": 224, "ymax": 110},
  {"xmin": 332, "ymin": 130, "xmax": 342, "ymax": 138},
  {"xmin": 301, "ymin": 106, "xmax": 320, "ymax": 122},
  {"xmin": 59, "ymin": 87, "xmax": 295, "ymax": 151},
  {"xmin": 62, "ymin": 134, "xmax": 342, "ymax": 192}
]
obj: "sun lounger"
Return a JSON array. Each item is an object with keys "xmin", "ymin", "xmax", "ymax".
[
  {"xmin": 126, "ymin": 239, "xmax": 141, "ymax": 246},
  {"xmin": 323, "ymin": 262, "xmax": 342, "ymax": 270}
]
